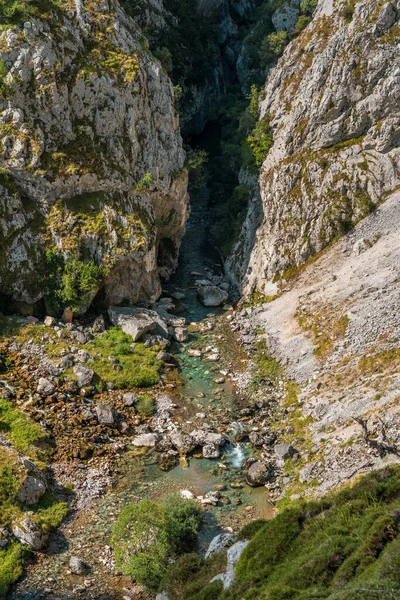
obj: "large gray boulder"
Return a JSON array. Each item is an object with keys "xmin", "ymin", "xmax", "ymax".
[
  {"xmin": 169, "ymin": 431, "xmax": 196, "ymax": 454},
  {"xmin": 132, "ymin": 433, "xmax": 162, "ymax": 447},
  {"xmin": 73, "ymin": 364, "xmax": 94, "ymax": 388},
  {"xmin": 197, "ymin": 286, "xmax": 229, "ymax": 307},
  {"xmin": 108, "ymin": 306, "xmax": 169, "ymax": 341},
  {"xmin": 246, "ymin": 461, "xmax": 272, "ymax": 487},
  {"xmin": 12, "ymin": 518, "xmax": 48, "ymax": 550},
  {"xmin": 37, "ymin": 378, "xmax": 55, "ymax": 396},
  {"xmin": 95, "ymin": 403, "xmax": 116, "ymax": 426},
  {"xmin": 211, "ymin": 540, "xmax": 249, "ymax": 589},
  {"xmin": 17, "ymin": 475, "xmax": 46, "ymax": 506},
  {"xmin": 205, "ymin": 533, "xmax": 235, "ymax": 559}
]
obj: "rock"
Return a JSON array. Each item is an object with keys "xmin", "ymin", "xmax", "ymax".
[
  {"xmin": 203, "ymin": 444, "xmax": 221, "ymax": 459},
  {"xmin": 157, "ymin": 451, "xmax": 178, "ymax": 471},
  {"xmin": 12, "ymin": 518, "xmax": 48, "ymax": 550},
  {"xmin": 156, "ymin": 592, "xmax": 170, "ymax": 600},
  {"xmin": 63, "ymin": 308, "xmax": 73, "ymax": 324},
  {"xmin": 17, "ymin": 475, "xmax": 46, "ymax": 505},
  {"xmin": 25, "ymin": 316, "xmax": 39, "ymax": 324},
  {"xmin": 37, "ymin": 378, "xmax": 55, "ymax": 396},
  {"xmin": 132, "ymin": 433, "xmax": 161, "ymax": 447},
  {"xmin": 108, "ymin": 306, "xmax": 169, "ymax": 342},
  {"xmin": 206, "ymin": 353, "xmax": 220, "ymax": 361},
  {"xmin": 60, "ymin": 355, "xmax": 74, "ymax": 369},
  {"xmin": 95, "ymin": 403, "xmax": 116, "ymax": 426},
  {"xmin": 44, "ymin": 316, "xmax": 56, "ymax": 327},
  {"xmin": 73, "ymin": 365, "xmax": 94, "ymax": 388},
  {"xmin": 92, "ymin": 315, "xmax": 105, "ymax": 333},
  {"xmin": 156, "ymin": 350, "xmax": 174, "ymax": 363},
  {"xmin": 197, "ymin": 286, "xmax": 229, "ymax": 307},
  {"xmin": 171, "ymin": 291, "xmax": 186, "ymax": 300},
  {"xmin": 169, "ymin": 431, "xmax": 196, "ymax": 454},
  {"xmin": 205, "ymin": 533, "xmax": 235, "ymax": 559},
  {"xmin": 69, "ymin": 556, "xmax": 89, "ymax": 575},
  {"xmin": 199, "ymin": 491, "xmax": 220, "ymax": 505},
  {"xmin": 144, "ymin": 334, "xmax": 170, "ymax": 348},
  {"xmin": 274, "ymin": 443, "xmax": 298, "ymax": 460},
  {"xmin": 0, "ymin": 528, "xmax": 10, "ymax": 548},
  {"xmin": 187, "ymin": 348, "xmax": 202, "ymax": 357},
  {"xmin": 211, "ymin": 541, "xmax": 249, "ymax": 590},
  {"xmin": 76, "ymin": 350, "xmax": 91, "ymax": 363},
  {"xmin": 123, "ymin": 393, "xmax": 138, "ymax": 406},
  {"xmin": 172, "ymin": 326, "xmax": 189, "ymax": 342},
  {"xmin": 179, "ymin": 490, "xmax": 196, "ymax": 500},
  {"xmin": 299, "ymin": 462, "xmax": 318, "ymax": 484},
  {"xmin": 246, "ymin": 461, "xmax": 272, "ymax": 487},
  {"xmin": 353, "ymin": 238, "xmax": 372, "ymax": 255}
]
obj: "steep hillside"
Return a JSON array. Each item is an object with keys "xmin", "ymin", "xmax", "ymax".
[
  {"xmin": 0, "ymin": 0, "xmax": 188, "ymax": 316},
  {"xmin": 228, "ymin": 0, "xmax": 400, "ymax": 295}
]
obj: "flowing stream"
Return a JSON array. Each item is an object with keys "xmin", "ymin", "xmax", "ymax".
[{"xmin": 9, "ymin": 183, "xmax": 273, "ymax": 600}]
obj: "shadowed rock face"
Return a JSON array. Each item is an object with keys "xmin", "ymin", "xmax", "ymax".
[
  {"xmin": 228, "ymin": 0, "xmax": 400, "ymax": 296},
  {"xmin": 0, "ymin": 0, "xmax": 188, "ymax": 315}
]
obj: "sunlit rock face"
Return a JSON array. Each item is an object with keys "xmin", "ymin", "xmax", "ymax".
[
  {"xmin": 0, "ymin": 0, "xmax": 188, "ymax": 314},
  {"xmin": 228, "ymin": 0, "xmax": 400, "ymax": 296}
]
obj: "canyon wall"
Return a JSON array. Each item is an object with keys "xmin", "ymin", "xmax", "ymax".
[
  {"xmin": 228, "ymin": 0, "xmax": 400, "ymax": 296},
  {"xmin": 0, "ymin": 0, "xmax": 188, "ymax": 315}
]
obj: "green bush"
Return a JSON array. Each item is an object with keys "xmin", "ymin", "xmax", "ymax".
[
  {"xmin": 112, "ymin": 495, "xmax": 204, "ymax": 593},
  {"xmin": 135, "ymin": 172, "xmax": 155, "ymax": 191},
  {"xmin": 0, "ymin": 0, "xmax": 61, "ymax": 25},
  {"xmin": 259, "ymin": 30, "xmax": 288, "ymax": 68},
  {"xmin": 58, "ymin": 257, "xmax": 103, "ymax": 311},
  {"xmin": 136, "ymin": 394, "xmax": 157, "ymax": 416},
  {"xmin": 247, "ymin": 115, "xmax": 273, "ymax": 167}
]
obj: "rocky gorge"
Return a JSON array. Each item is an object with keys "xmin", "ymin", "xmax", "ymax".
[{"xmin": 0, "ymin": 0, "xmax": 400, "ymax": 599}]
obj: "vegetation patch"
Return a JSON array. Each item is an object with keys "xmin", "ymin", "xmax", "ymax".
[
  {"xmin": 112, "ymin": 494, "xmax": 204, "ymax": 593},
  {"xmin": 297, "ymin": 307, "xmax": 350, "ymax": 362},
  {"xmin": 183, "ymin": 467, "xmax": 400, "ymax": 600},
  {"xmin": 0, "ymin": 397, "xmax": 45, "ymax": 452},
  {"xmin": 89, "ymin": 327, "xmax": 162, "ymax": 389}
]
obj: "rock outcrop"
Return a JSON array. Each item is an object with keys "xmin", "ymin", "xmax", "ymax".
[
  {"xmin": 0, "ymin": 0, "xmax": 188, "ymax": 315},
  {"xmin": 228, "ymin": 0, "xmax": 400, "ymax": 296}
]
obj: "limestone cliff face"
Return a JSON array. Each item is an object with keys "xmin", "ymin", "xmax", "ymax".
[
  {"xmin": 228, "ymin": 0, "xmax": 400, "ymax": 296},
  {"xmin": 0, "ymin": 0, "xmax": 188, "ymax": 314}
]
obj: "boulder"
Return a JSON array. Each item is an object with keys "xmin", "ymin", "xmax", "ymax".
[
  {"xmin": 44, "ymin": 316, "xmax": 56, "ymax": 327},
  {"xmin": 169, "ymin": 431, "xmax": 196, "ymax": 454},
  {"xmin": 0, "ymin": 527, "xmax": 10, "ymax": 548},
  {"xmin": 12, "ymin": 518, "xmax": 48, "ymax": 550},
  {"xmin": 205, "ymin": 533, "xmax": 235, "ymax": 559},
  {"xmin": 62, "ymin": 307, "xmax": 73, "ymax": 324},
  {"xmin": 95, "ymin": 403, "xmax": 116, "ymax": 426},
  {"xmin": 246, "ymin": 461, "xmax": 272, "ymax": 487},
  {"xmin": 37, "ymin": 378, "xmax": 55, "ymax": 396},
  {"xmin": 172, "ymin": 326, "xmax": 189, "ymax": 342},
  {"xmin": 211, "ymin": 540, "xmax": 249, "ymax": 590},
  {"xmin": 69, "ymin": 556, "xmax": 89, "ymax": 575},
  {"xmin": 197, "ymin": 285, "xmax": 229, "ymax": 307},
  {"xmin": 157, "ymin": 451, "xmax": 178, "ymax": 471},
  {"xmin": 123, "ymin": 393, "xmax": 138, "ymax": 406},
  {"xmin": 17, "ymin": 475, "xmax": 46, "ymax": 505},
  {"xmin": 179, "ymin": 489, "xmax": 196, "ymax": 500},
  {"xmin": 203, "ymin": 444, "xmax": 221, "ymax": 459},
  {"xmin": 274, "ymin": 443, "xmax": 298, "ymax": 461},
  {"xmin": 108, "ymin": 306, "xmax": 169, "ymax": 342},
  {"xmin": 73, "ymin": 364, "xmax": 94, "ymax": 388},
  {"xmin": 92, "ymin": 314, "xmax": 105, "ymax": 333},
  {"xmin": 132, "ymin": 433, "xmax": 161, "ymax": 447}
]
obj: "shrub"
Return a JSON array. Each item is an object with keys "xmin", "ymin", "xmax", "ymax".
[
  {"xmin": 58, "ymin": 258, "xmax": 103, "ymax": 311},
  {"xmin": 135, "ymin": 172, "xmax": 155, "ymax": 191},
  {"xmin": 112, "ymin": 495, "xmax": 204, "ymax": 593},
  {"xmin": 259, "ymin": 30, "xmax": 288, "ymax": 68},
  {"xmin": 136, "ymin": 394, "xmax": 157, "ymax": 416},
  {"xmin": 247, "ymin": 115, "xmax": 273, "ymax": 167},
  {"xmin": 163, "ymin": 494, "xmax": 204, "ymax": 555}
]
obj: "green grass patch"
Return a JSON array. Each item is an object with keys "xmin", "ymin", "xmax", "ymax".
[
  {"xmin": 0, "ymin": 543, "xmax": 27, "ymax": 600},
  {"xmin": 0, "ymin": 397, "xmax": 45, "ymax": 452},
  {"xmin": 250, "ymin": 340, "xmax": 284, "ymax": 391},
  {"xmin": 202, "ymin": 466, "xmax": 400, "ymax": 600},
  {"xmin": 90, "ymin": 328, "xmax": 162, "ymax": 389}
]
